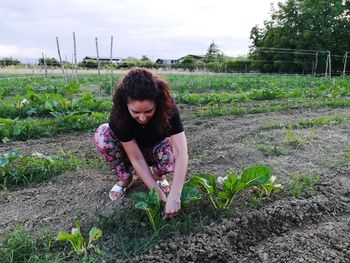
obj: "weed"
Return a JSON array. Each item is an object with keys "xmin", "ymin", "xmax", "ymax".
[
  {"xmin": 0, "ymin": 225, "xmax": 63, "ymax": 263},
  {"xmin": 287, "ymin": 172, "xmax": 320, "ymax": 198}
]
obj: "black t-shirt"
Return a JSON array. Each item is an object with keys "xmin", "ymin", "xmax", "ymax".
[{"xmin": 109, "ymin": 105, "xmax": 184, "ymax": 148}]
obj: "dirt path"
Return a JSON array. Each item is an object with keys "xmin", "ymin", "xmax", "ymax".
[{"xmin": 1, "ymin": 106, "xmax": 350, "ymax": 262}]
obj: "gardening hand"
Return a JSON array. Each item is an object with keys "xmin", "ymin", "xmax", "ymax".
[{"xmin": 164, "ymin": 195, "xmax": 181, "ymax": 219}]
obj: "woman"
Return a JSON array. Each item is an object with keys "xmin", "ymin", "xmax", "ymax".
[{"xmin": 94, "ymin": 68, "xmax": 188, "ymax": 219}]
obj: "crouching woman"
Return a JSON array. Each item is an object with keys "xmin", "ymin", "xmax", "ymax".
[{"xmin": 94, "ymin": 68, "xmax": 188, "ymax": 219}]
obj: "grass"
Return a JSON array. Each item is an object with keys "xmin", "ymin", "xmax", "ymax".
[
  {"xmin": 96, "ymin": 201, "xmax": 222, "ymax": 260},
  {"xmin": 0, "ymin": 225, "xmax": 64, "ymax": 263},
  {"xmin": 0, "ymin": 151, "xmax": 81, "ymax": 190},
  {"xmin": 286, "ymin": 172, "xmax": 320, "ymax": 198}
]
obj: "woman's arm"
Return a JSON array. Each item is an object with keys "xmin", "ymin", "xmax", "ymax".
[
  {"xmin": 165, "ymin": 131, "xmax": 188, "ymax": 218},
  {"xmin": 121, "ymin": 140, "xmax": 167, "ymax": 202}
]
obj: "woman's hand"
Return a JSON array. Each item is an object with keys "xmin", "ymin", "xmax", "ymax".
[{"xmin": 164, "ymin": 196, "xmax": 181, "ymax": 219}]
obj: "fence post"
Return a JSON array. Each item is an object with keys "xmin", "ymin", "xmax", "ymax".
[
  {"xmin": 328, "ymin": 51, "xmax": 331, "ymax": 77},
  {"xmin": 73, "ymin": 32, "xmax": 78, "ymax": 81},
  {"xmin": 314, "ymin": 51, "xmax": 318, "ymax": 76},
  {"xmin": 41, "ymin": 52, "xmax": 48, "ymax": 77},
  {"xmin": 95, "ymin": 37, "xmax": 101, "ymax": 93},
  {"xmin": 343, "ymin": 51, "xmax": 348, "ymax": 76},
  {"xmin": 56, "ymin": 36, "xmax": 67, "ymax": 82}
]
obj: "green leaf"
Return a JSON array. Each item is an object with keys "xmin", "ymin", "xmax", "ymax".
[
  {"xmin": 181, "ymin": 186, "xmax": 201, "ymax": 206},
  {"xmin": 187, "ymin": 174, "xmax": 215, "ymax": 194},
  {"xmin": 0, "ymin": 157, "xmax": 9, "ymax": 167},
  {"xmin": 135, "ymin": 201, "xmax": 150, "ymax": 211},
  {"xmin": 240, "ymin": 166, "xmax": 272, "ymax": 186},
  {"xmin": 130, "ymin": 192, "xmax": 147, "ymax": 202},
  {"xmin": 148, "ymin": 188, "xmax": 160, "ymax": 206},
  {"xmin": 88, "ymin": 227, "xmax": 102, "ymax": 247}
]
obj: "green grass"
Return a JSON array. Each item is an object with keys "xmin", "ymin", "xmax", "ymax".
[
  {"xmin": 0, "ymin": 225, "xmax": 64, "ymax": 263},
  {"xmin": 0, "ymin": 151, "xmax": 80, "ymax": 189},
  {"xmin": 286, "ymin": 173, "xmax": 320, "ymax": 198},
  {"xmin": 97, "ymin": 201, "xmax": 221, "ymax": 260}
]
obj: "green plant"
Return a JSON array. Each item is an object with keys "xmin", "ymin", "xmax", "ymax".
[
  {"xmin": 131, "ymin": 186, "xmax": 200, "ymax": 231},
  {"xmin": 255, "ymin": 175, "xmax": 284, "ymax": 198},
  {"xmin": 0, "ymin": 151, "xmax": 79, "ymax": 189},
  {"xmin": 287, "ymin": 172, "xmax": 320, "ymax": 198},
  {"xmin": 188, "ymin": 165, "xmax": 273, "ymax": 209},
  {"xmin": 284, "ymin": 124, "xmax": 308, "ymax": 148},
  {"xmin": 0, "ymin": 225, "xmax": 63, "ymax": 263},
  {"xmin": 56, "ymin": 220, "xmax": 102, "ymax": 261}
]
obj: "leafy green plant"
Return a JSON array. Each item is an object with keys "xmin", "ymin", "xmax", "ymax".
[
  {"xmin": 0, "ymin": 224, "xmax": 63, "ymax": 263},
  {"xmin": 287, "ymin": 172, "xmax": 320, "ymax": 198},
  {"xmin": 0, "ymin": 151, "xmax": 79, "ymax": 189},
  {"xmin": 131, "ymin": 186, "xmax": 200, "ymax": 231},
  {"xmin": 188, "ymin": 165, "xmax": 273, "ymax": 209},
  {"xmin": 255, "ymin": 175, "xmax": 284, "ymax": 198},
  {"xmin": 56, "ymin": 220, "xmax": 102, "ymax": 260}
]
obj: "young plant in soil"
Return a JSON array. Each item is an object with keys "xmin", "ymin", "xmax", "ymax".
[
  {"xmin": 131, "ymin": 186, "xmax": 200, "ymax": 231},
  {"xmin": 187, "ymin": 165, "xmax": 273, "ymax": 209},
  {"xmin": 56, "ymin": 220, "xmax": 103, "ymax": 261}
]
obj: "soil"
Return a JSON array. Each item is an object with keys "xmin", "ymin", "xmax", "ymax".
[{"xmin": 1, "ymin": 106, "xmax": 349, "ymax": 263}]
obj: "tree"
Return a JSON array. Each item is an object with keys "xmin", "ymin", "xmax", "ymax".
[
  {"xmin": 249, "ymin": 0, "xmax": 350, "ymax": 74},
  {"xmin": 204, "ymin": 41, "xmax": 223, "ymax": 63},
  {"xmin": 0, "ymin": 57, "xmax": 21, "ymax": 67}
]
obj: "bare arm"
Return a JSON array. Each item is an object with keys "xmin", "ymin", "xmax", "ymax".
[
  {"xmin": 121, "ymin": 140, "xmax": 167, "ymax": 202},
  {"xmin": 165, "ymin": 131, "xmax": 188, "ymax": 218}
]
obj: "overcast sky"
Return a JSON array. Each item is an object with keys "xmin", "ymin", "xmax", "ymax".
[{"xmin": 0, "ymin": 0, "xmax": 283, "ymax": 62}]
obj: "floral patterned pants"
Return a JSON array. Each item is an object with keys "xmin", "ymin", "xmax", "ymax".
[{"xmin": 94, "ymin": 123, "xmax": 175, "ymax": 181}]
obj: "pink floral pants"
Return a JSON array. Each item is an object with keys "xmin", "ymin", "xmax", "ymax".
[{"xmin": 93, "ymin": 123, "xmax": 175, "ymax": 181}]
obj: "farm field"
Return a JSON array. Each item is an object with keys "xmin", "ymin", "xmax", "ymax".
[{"xmin": 0, "ymin": 72, "xmax": 350, "ymax": 262}]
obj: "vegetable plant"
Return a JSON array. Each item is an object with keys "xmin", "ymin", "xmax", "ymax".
[
  {"xmin": 131, "ymin": 186, "xmax": 200, "ymax": 231},
  {"xmin": 56, "ymin": 220, "xmax": 102, "ymax": 260},
  {"xmin": 187, "ymin": 165, "xmax": 273, "ymax": 209}
]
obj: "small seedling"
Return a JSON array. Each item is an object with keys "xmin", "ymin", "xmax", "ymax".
[
  {"xmin": 56, "ymin": 220, "xmax": 102, "ymax": 260},
  {"xmin": 131, "ymin": 186, "xmax": 200, "ymax": 231},
  {"xmin": 287, "ymin": 172, "xmax": 320, "ymax": 198}
]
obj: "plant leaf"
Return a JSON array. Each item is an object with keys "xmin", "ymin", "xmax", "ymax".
[
  {"xmin": 181, "ymin": 186, "xmax": 201, "ymax": 206},
  {"xmin": 88, "ymin": 227, "xmax": 102, "ymax": 247},
  {"xmin": 240, "ymin": 166, "xmax": 272, "ymax": 186},
  {"xmin": 187, "ymin": 174, "xmax": 215, "ymax": 194},
  {"xmin": 130, "ymin": 192, "xmax": 147, "ymax": 202},
  {"xmin": 148, "ymin": 187, "xmax": 160, "ymax": 206}
]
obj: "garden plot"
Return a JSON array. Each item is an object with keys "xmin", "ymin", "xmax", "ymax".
[{"xmin": 1, "ymin": 105, "xmax": 349, "ymax": 262}]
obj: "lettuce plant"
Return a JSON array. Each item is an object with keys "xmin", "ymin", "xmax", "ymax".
[
  {"xmin": 188, "ymin": 165, "xmax": 273, "ymax": 209},
  {"xmin": 56, "ymin": 220, "xmax": 102, "ymax": 260}
]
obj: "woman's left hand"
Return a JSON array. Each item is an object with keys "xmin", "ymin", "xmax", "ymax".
[{"xmin": 164, "ymin": 197, "xmax": 181, "ymax": 219}]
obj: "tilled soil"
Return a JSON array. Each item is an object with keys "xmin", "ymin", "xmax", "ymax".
[{"xmin": 1, "ymin": 106, "xmax": 350, "ymax": 262}]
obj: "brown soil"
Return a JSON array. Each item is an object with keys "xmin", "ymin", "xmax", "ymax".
[{"xmin": 1, "ymin": 106, "xmax": 350, "ymax": 263}]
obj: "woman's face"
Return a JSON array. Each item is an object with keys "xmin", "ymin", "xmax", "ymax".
[{"xmin": 127, "ymin": 99, "xmax": 156, "ymax": 125}]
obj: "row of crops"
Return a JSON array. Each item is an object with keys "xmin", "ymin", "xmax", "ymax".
[
  {"xmin": 1, "ymin": 72, "xmax": 350, "ymax": 262},
  {"xmin": 1, "ymin": 74, "xmax": 350, "ymax": 142}
]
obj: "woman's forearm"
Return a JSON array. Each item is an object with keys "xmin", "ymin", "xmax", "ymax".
[
  {"xmin": 130, "ymin": 158, "xmax": 156, "ymax": 189},
  {"xmin": 168, "ymin": 152, "xmax": 188, "ymax": 201}
]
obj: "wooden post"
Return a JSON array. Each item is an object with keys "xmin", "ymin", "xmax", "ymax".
[
  {"xmin": 314, "ymin": 51, "xmax": 318, "ymax": 76},
  {"xmin": 110, "ymin": 35, "xmax": 114, "ymax": 96},
  {"xmin": 42, "ymin": 52, "xmax": 48, "ymax": 77},
  {"xmin": 325, "ymin": 53, "xmax": 329, "ymax": 77},
  {"xmin": 56, "ymin": 36, "xmax": 67, "ymax": 82},
  {"xmin": 343, "ymin": 51, "xmax": 348, "ymax": 76},
  {"xmin": 328, "ymin": 51, "xmax": 331, "ymax": 77},
  {"xmin": 73, "ymin": 32, "xmax": 78, "ymax": 80},
  {"xmin": 95, "ymin": 37, "xmax": 101, "ymax": 93}
]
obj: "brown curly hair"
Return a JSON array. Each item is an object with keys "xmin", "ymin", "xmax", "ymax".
[{"xmin": 110, "ymin": 68, "xmax": 175, "ymax": 134}]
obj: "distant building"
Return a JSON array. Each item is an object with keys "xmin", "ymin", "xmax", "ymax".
[
  {"xmin": 82, "ymin": 56, "xmax": 125, "ymax": 64},
  {"xmin": 177, "ymin": 54, "xmax": 205, "ymax": 63},
  {"xmin": 155, "ymin": 58, "xmax": 178, "ymax": 66},
  {"xmin": 155, "ymin": 54, "xmax": 205, "ymax": 66}
]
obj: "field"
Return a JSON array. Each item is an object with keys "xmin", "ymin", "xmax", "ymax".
[{"xmin": 0, "ymin": 72, "xmax": 350, "ymax": 262}]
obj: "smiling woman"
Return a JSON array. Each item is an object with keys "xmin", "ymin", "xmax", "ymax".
[{"xmin": 93, "ymin": 68, "xmax": 188, "ymax": 219}]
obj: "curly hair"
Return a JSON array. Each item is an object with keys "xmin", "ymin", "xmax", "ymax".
[{"xmin": 110, "ymin": 68, "xmax": 175, "ymax": 134}]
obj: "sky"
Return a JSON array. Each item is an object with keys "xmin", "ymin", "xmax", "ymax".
[{"xmin": 0, "ymin": 0, "xmax": 283, "ymax": 63}]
